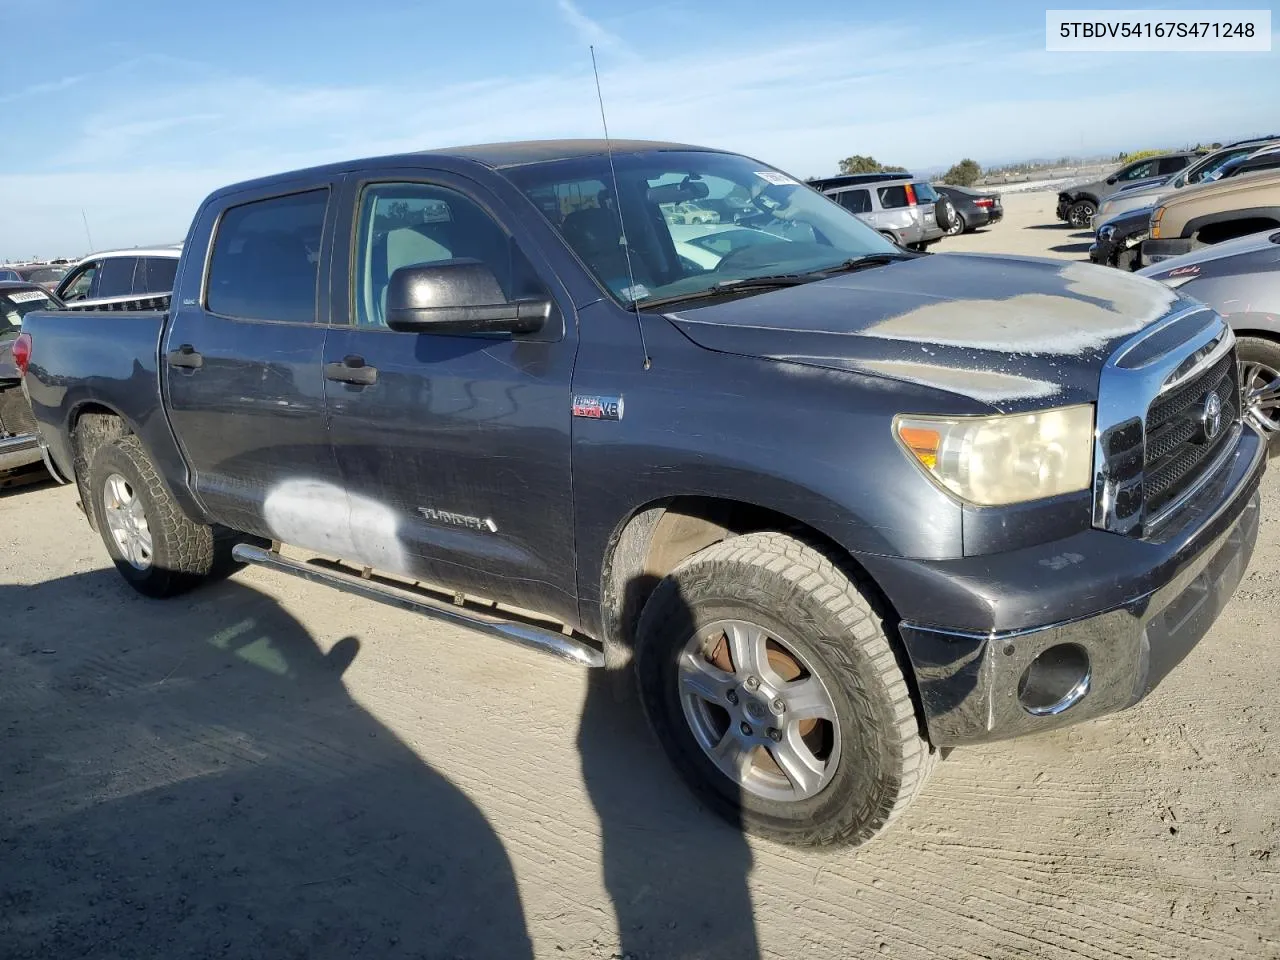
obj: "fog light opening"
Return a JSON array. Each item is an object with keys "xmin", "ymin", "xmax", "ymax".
[{"xmin": 1017, "ymin": 643, "xmax": 1091, "ymax": 716}]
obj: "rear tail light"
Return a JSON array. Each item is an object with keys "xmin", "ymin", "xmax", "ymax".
[
  {"xmin": 974, "ymin": 198, "xmax": 994, "ymax": 208},
  {"xmin": 12, "ymin": 332, "xmax": 31, "ymax": 376},
  {"xmin": 904, "ymin": 184, "xmax": 917, "ymax": 205}
]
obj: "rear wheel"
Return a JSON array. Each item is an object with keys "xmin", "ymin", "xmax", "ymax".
[
  {"xmin": 634, "ymin": 532, "xmax": 934, "ymax": 847},
  {"xmin": 1066, "ymin": 199, "xmax": 1096, "ymax": 228},
  {"xmin": 946, "ymin": 211, "xmax": 967, "ymax": 236},
  {"xmin": 89, "ymin": 434, "xmax": 232, "ymax": 597},
  {"xmin": 1237, "ymin": 336, "xmax": 1280, "ymax": 453}
]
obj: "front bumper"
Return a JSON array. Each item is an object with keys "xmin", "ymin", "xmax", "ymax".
[
  {"xmin": 865, "ymin": 426, "xmax": 1265, "ymax": 746},
  {"xmin": 1141, "ymin": 237, "xmax": 1197, "ymax": 264}
]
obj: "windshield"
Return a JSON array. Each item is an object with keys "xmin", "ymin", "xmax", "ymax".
[
  {"xmin": 0, "ymin": 288, "xmax": 52, "ymax": 337},
  {"xmin": 506, "ymin": 150, "xmax": 896, "ymax": 306},
  {"xmin": 22, "ymin": 266, "xmax": 67, "ymax": 284}
]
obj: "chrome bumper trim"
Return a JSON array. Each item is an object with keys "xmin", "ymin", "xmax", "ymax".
[{"xmin": 0, "ymin": 433, "xmax": 42, "ymax": 473}]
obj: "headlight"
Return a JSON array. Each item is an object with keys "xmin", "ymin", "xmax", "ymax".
[
  {"xmin": 1151, "ymin": 206, "xmax": 1165, "ymax": 239},
  {"xmin": 1098, "ymin": 225, "xmax": 1115, "ymax": 241},
  {"xmin": 894, "ymin": 405, "xmax": 1095, "ymax": 506}
]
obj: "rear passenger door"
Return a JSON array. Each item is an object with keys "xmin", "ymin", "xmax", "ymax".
[
  {"xmin": 162, "ymin": 183, "xmax": 348, "ymax": 543},
  {"xmin": 139, "ymin": 256, "xmax": 178, "ymax": 295}
]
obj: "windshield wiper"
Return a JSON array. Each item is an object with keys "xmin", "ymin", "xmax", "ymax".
[
  {"xmin": 815, "ymin": 253, "xmax": 913, "ymax": 276},
  {"xmin": 636, "ymin": 273, "xmax": 815, "ymax": 310}
]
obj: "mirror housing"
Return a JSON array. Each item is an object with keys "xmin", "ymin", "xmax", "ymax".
[
  {"xmin": 1105, "ymin": 175, "xmax": 1117, "ymax": 184},
  {"xmin": 385, "ymin": 259, "xmax": 550, "ymax": 335}
]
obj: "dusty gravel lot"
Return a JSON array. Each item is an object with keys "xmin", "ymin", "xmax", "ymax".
[{"xmin": 3, "ymin": 194, "xmax": 1279, "ymax": 960}]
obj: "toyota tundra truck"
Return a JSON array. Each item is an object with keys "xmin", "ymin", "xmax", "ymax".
[{"xmin": 17, "ymin": 140, "xmax": 1264, "ymax": 847}]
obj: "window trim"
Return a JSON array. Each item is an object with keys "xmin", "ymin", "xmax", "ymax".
[
  {"xmin": 200, "ymin": 185, "xmax": 333, "ymax": 327},
  {"xmin": 345, "ymin": 174, "xmax": 565, "ymax": 341}
]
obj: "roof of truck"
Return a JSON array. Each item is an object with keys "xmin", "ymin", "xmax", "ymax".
[
  {"xmin": 414, "ymin": 139, "xmax": 718, "ymax": 167},
  {"xmin": 209, "ymin": 140, "xmax": 733, "ymax": 200}
]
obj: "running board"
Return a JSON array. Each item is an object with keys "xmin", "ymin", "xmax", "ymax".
[{"xmin": 232, "ymin": 543, "xmax": 603, "ymax": 668}]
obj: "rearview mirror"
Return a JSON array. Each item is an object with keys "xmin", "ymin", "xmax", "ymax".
[{"xmin": 385, "ymin": 259, "xmax": 550, "ymax": 335}]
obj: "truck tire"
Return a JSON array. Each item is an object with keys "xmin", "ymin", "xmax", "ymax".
[
  {"xmin": 88, "ymin": 434, "xmax": 227, "ymax": 597},
  {"xmin": 1237, "ymin": 336, "xmax": 1280, "ymax": 452},
  {"xmin": 634, "ymin": 531, "xmax": 934, "ymax": 847},
  {"xmin": 1066, "ymin": 199, "xmax": 1096, "ymax": 228}
]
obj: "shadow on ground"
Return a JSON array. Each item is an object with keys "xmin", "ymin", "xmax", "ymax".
[
  {"xmin": 0, "ymin": 572, "xmax": 532, "ymax": 959},
  {"xmin": 0, "ymin": 569, "xmax": 763, "ymax": 959},
  {"xmin": 1050, "ymin": 241, "xmax": 1095, "ymax": 255}
]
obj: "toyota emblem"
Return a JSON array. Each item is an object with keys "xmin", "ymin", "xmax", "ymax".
[{"xmin": 1201, "ymin": 392, "xmax": 1223, "ymax": 442}]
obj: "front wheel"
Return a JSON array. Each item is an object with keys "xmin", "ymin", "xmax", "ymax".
[
  {"xmin": 946, "ymin": 211, "xmax": 967, "ymax": 236},
  {"xmin": 634, "ymin": 532, "xmax": 934, "ymax": 847},
  {"xmin": 1237, "ymin": 337, "xmax": 1280, "ymax": 453},
  {"xmin": 89, "ymin": 434, "xmax": 232, "ymax": 597},
  {"xmin": 1066, "ymin": 199, "xmax": 1096, "ymax": 228}
]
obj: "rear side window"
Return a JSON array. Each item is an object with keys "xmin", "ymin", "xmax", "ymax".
[
  {"xmin": 877, "ymin": 185, "xmax": 910, "ymax": 209},
  {"xmin": 1158, "ymin": 156, "xmax": 1190, "ymax": 175},
  {"xmin": 96, "ymin": 257, "xmax": 137, "ymax": 299},
  {"xmin": 206, "ymin": 190, "xmax": 328, "ymax": 323},
  {"xmin": 835, "ymin": 189, "xmax": 871, "ymax": 214},
  {"xmin": 911, "ymin": 182, "xmax": 939, "ymax": 203},
  {"xmin": 140, "ymin": 256, "xmax": 178, "ymax": 293}
]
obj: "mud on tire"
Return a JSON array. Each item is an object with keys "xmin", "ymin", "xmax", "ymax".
[
  {"xmin": 88, "ymin": 434, "xmax": 231, "ymax": 597},
  {"xmin": 634, "ymin": 531, "xmax": 935, "ymax": 847}
]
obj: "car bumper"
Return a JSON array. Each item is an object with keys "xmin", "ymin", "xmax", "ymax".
[
  {"xmin": 0, "ymin": 433, "xmax": 42, "ymax": 473},
  {"xmin": 864, "ymin": 426, "xmax": 1265, "ymax": 746},
  {"xmin": 1141, "ymin": 237, "xmax": 1197, "ymax": 264}
]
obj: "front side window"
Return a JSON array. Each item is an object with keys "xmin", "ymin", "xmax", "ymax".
[
  {"xmin": 353, "ymin": 182, "xmax": 542, "ymax": 329},
  {"xmin": 206, "ymin": 190, "xmax": 327, "ymax": 323},
  {"xmin": 505, "ymin": 150, "xmax": 894, "ymax": 306},
  {"xmin": 1119, "ymin": 160, "xmax": 1156, "ymax": 181},
  {"xmin": 59, "ymin": 262, "xmax": 99, "ymax": 301},
  {"xmin": 96, "ymin": 257, "xmax": 138, "ymax": 299}
]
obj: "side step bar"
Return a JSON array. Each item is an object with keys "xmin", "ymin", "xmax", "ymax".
[{"xmin": 232, "ymin": 543, "xmax": 603, "ymax": 668}]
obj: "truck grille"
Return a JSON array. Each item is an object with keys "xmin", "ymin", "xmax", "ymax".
[
  {"xmin": 0, "ymin": 387, "xmax": 38, "ymax": 438},
  {"xmin": 1143, "ymin": 350, "xmax": 1238, "ymax": 518}
]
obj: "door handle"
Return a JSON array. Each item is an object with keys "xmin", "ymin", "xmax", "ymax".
[
  {"xmin": 325, "ymin": 355, "xmax": 378, "ymax": 386},
  {"xmin": 166, "ymin": 344, "xmax": 203, "ymax": 369}
]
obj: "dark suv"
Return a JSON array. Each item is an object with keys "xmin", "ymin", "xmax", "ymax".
[{"xmin": 1057, "ymin": 152, "xmax": 1205, "ymax": 227}]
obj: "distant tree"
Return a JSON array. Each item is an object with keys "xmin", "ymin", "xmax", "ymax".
[
  {"xmin": 837, "ymin": 155, "xmax": 907, "ymax": 175},
  {"xmin": 941, "ymin": 158, "xmax": 982, "ymax": 186},
  {"xmin": 1116, "ymin": 148, "xmax": 1168, "ymax": 163}
]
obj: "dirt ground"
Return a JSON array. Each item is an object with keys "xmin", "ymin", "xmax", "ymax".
[{"xmin": 3, "ymin": 193, "xmax": 1278, "ymax": 960}]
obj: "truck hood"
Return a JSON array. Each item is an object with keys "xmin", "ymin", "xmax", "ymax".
[{"xmin": 665, "ymin": 253, "xmax": 1187, "ymax": 412}]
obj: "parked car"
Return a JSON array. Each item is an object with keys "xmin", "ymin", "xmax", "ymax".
[
  {"xmin": 1142, "ymin": 168, "xmax": 1280, "ymax": 265},
  {"xmin": 54, "ymin": 245, "xmax": 182, "ymax": 311},
  {"xmin": 1093, "ymin": 144, "xmax": 1280, "ymax": 271},
  {"xmin": 1090, "ymin": 204, "xmax": 1157, "ymax": 270},
  {"xmin": 935, "ymin": 184, "xmax": 1003, "ymax": 235},
  {"xmin": 1056, "ymin": 151, "xmax": 1205, "ymax": 227},
  {"xmin": 817, "ymin": 175, "xmax": 955, "ymax": 248},
  {"xmin": 1095, "ymin": 137, "xmax": 1280, "ymax": 224},
  {"xmin": 0, "ymin": 263, "xmax": 69, "ymax": 291},
  {"xmin": 1139, "ymin": 228, "xmax": 1280, "ymax": 444},
  {"xmin": 0, "ymin": 281, "xmax": 61, "ymax": 476},
  {"xmin": 18, "ymin": 139, "xmax": 1264, "ymax": 848}
]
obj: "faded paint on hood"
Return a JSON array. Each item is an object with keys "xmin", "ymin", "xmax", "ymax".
[{"xmin": 666, "ymin": 253, "xmax": 1189, "ymax": 412}]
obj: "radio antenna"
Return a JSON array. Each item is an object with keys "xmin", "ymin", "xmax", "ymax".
[{"xmin": 590, "ymin": 45, "xmax": 650, "ymax": 371}]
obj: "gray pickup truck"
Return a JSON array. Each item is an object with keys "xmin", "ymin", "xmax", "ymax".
[{"xmin": 18, "ymin": 140, "xmax": 1265, "ymax": 847}]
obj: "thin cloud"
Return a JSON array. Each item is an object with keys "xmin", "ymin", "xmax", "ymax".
[
  {"xmin": 556, "ymin": 0, "xmax": 623, "ymax": 51},
  {"xmin": 0, "ymin": 74, "xmax": 86, "ymax": 105}
]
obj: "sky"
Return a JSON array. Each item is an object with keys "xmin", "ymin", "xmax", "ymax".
[{"xmin": 1, "ymin": 0, "xmax": 1277, "ymax": 259}]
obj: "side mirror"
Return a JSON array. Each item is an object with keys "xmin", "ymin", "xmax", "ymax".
[
  {"xmin": 1105, "ymin": 176, "xmax": 1117, "ymax": 184},
  {"xmin": 385, "ymin": 259, "xmax": 550, "ymax": 335}
]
